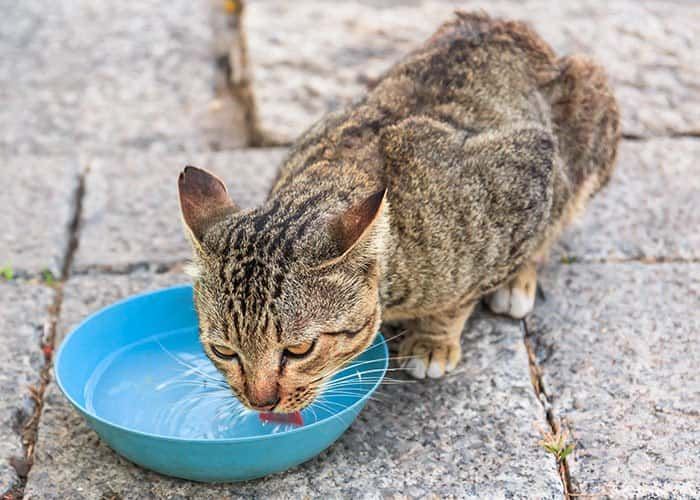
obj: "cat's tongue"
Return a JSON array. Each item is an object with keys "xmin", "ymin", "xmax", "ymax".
[{"xmin": 259, "ymin": 411, "xmax": 303, "ymax": 427}]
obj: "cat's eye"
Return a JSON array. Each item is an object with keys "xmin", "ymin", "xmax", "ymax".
[
  {"xmin": 284, "ymin": 339, "xmax": 316, "ymax": 358},
  {"xmin": 211, "ymin": 344, "xmax": 237, "ymax": 360}
]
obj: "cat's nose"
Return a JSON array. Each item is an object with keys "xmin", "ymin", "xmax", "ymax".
[
  {"xmin": 248, "ymin": 394, "xmax": 280, "ymax": 412},
  {"xmin": 246, "ymin": 379, "xmax": 280, "ymax": 411}
]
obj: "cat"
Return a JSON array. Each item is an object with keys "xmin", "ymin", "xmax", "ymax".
[{"xmin": 178, "ymin": 12, "xmax": 619, "ymax": 412}]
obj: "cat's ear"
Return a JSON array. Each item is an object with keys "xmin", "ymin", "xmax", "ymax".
[
  {"xmin": 318, "ymin": 188, "xmax": 388, "ymax": 268},
  {"xmin": 178, "ymin": 166, "xmax": 238, "ymax": 244}
]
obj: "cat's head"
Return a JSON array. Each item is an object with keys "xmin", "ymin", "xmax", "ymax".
[{"xmin": 178, "ymin": 166, "xmax": 387, "ymax": 412}]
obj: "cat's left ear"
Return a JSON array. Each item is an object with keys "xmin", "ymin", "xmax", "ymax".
[
  {"xmin": 178, "ymin": 166, "xmax": 238, "ymax": 246},
  {"xmin": 317, "ymin": 188, "xmax": 388, "ymax": 268}
]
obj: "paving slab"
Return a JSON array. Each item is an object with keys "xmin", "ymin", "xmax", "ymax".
[
  {"xmin": 0, "ymin": 281, "xmax": 55, "ymax": 496},
  {"xmin": 26, "ymin": 271, "xmax": 562, "ymax": 498},
  {"xmin": 73, "ymin": 148, "xmax": 287, "ymax": 272},
  {"xmin": 553, "ymin": 138, "xmax": 700, "ymax": 262},
  {"xmin": 0, "ymin": 157, "xmax": 79, "ymax": 276},
  {"xmin": 74, "ymin": 135, "xmax": 698, "ymax": 271},
  {"xmin": 529, "ymin": 263, "xmax": 700, "ymax": 497},
  {"xmin": 0, "ymin": 1, "xmax": 246, "ymax": 156},
  {"xmin": 240, "ymin": 0, "xmax": 700, "ymax": 142}
]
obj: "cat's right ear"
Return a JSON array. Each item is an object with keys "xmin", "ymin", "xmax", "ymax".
[{"xmin": 178, "ymin": 166, "xmax": 238, "ymax": 246}]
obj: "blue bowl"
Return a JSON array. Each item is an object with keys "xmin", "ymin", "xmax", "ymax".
[{"xmin": 55, "ymin": 285, "xmax": 388, "ymax": 482}]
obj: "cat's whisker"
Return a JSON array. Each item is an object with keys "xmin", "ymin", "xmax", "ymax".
[
  {"xmin": 307, "ymin": 405, "xmax": 320, "ymax": 424},
  {"xmin": 174, "ymin": 393, "xmax": 237, "ymax": 412},
  {"xmin": 323, "ymin": 366, "xmax": 402, "ymax": 384},
  {"xmin": 315, "ymin": 381, "xmax": 411, "ymax": 394},
  {"xmin": 313, "ymin": 375, "xmax": 415, "ymax": 390},
  {"xmin": 156, "ymin": 381, "xmax": 231, "ymax": 392},
  {"xmin": 341, "ymin": 354, "xmax": 417, "ymax": 373},
  {"xmin": 311, "ymin": 399, "xmax": 351, "ymax": 428},
  {"xmin": 307, "ymin": 348, "xmax": 412, "ymax": 386},
  {"xmin": 321, "ymin": 389, "xmax": 392, "ymax": 404},
  {"xmin": 318, "ymin": 367, "xmax": 411, "ymax": 388},
  {"xmin": 156, "ymin": 340, "xmax": 225, "ymax": 385},
  {"xmin": 214, "ymin": 401, "xmax": 249, "ymax": 421},
  {"xmin": 365, "ymin": 329, "xmax": 409, "ymax": 349}
]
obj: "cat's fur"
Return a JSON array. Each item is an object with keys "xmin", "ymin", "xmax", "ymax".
[{"xmin": 179, "ymin": 12, "xmax": 619, "ymax": 411}]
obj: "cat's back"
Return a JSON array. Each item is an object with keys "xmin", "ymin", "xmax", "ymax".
[
  {"xmin": 368, "ymin": 11, "xmax": 559, "ymax": 130},
  {"xmin": 273, "ymin": 11, "xmax": 560, "ymax": 193}
]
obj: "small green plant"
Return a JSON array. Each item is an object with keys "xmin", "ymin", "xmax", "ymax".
[
  {"xmin": 41, "ymin": 269, "xmax": 56, "ymax": 286},
  {"xmin": 0, "ymin": 265, "xmax": 14, "ymax": 280},
  {"xmin": 539, "ymin": 429, "xmax": 575, "ymax": 462},
  {"xmin": 560, "ymin": 255, "xmax": 578, "ymax": 264}
]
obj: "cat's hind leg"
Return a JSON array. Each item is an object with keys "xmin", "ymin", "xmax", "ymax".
[
  {"xmin": 399, "ymin": 301, "xmax": 476, "ymax": 379},
  {"xmin": 485, "ymin": 261, "xmax": 537, "ymax": 319}
]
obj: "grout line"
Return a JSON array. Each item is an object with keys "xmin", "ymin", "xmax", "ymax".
[
  {"xmin": 521, "ymin": 319, "xmax": 574, "ymax": 499},
  {"xmin": 558, "ymin": 255, "xmax": 699, "ymax": 265},
  {"xmin": 224, "ymin": 0, "xmax": 290, "ymax": 148},
  {"xmin": 70, "ymin": 260, "xmax": 190, "ymax": 277},
  {"xmin": 622, "ymin": 132, "xmax": 700, "ymax": 141},
  {"xmin": 11, "ymin": 166, "xmax": 88, "ymax": 499},
  {"xmin": 225, "ymin": 0, "xmax": 267, "ymax": 147},
  {"xmin": 60, "ymin": 167, "xmax": 87, "ymax": 281}
]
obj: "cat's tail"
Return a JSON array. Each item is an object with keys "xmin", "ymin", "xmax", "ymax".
[{"xmin": 543, "ymin": 54, "xmax": 621, "ymax": 226}]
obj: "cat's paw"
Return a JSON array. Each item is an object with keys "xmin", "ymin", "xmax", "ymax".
[
  {"xmin": 486, "ymin": 264, "xmax": 537, "ymax": 319},
  {"xmin": 399, "ymin": 336, "xmax": 461, "ymax": 379},
  {"xmin": 485, "ymin": 283, "xmax": 535, "ymax": 319}
]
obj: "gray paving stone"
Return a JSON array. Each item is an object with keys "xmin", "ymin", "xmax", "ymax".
[
  {"xmin": 241, "ymin": 0, "xmax": 700, "ymax": 142},
  {"xmin": 0, "ymin": 281, "xmax": 55, "ymax": 495},
  {"xmin": 26, "ymin": 271, "xmax": 562, "ymax": 498},
  {"xmin": 0, "ymin": 1, "xmax": 246, "ymax": 156},
  {"xmin": 553, "ymin": 138, "xmax": 700, "ymax": 262},
  {"xmin": 529, "ymin": 263, "xmax": 700, "ymax": 497},
  {"xmin": 73, "ymin": 148, "xmax": 287, "ymax": 272},
  {"xmin": 73, "ymin": 136, "xmax": 697, "ymax": 273},
  {"xmin": 0, "ymin": 156, "xmax": 79, "ymax": 276}
]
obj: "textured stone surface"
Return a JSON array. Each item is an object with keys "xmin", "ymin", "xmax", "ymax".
[
  {"xmin": 74, "ymin": 148, "xmax": 286, "ymax": 272},
  {"xmin": 529, "ymin": 263, "xmax": 700, "ymax": 497},
  {"xmin": 26, "ymin": 271, "xmax": 562, "ymax": 498},
  {"xmin": 72, "ymin": 133, "xmax": 700, "ymax": 272},
  {"xmin": 553, "ymin": 138, "xmax": 700, "ymax": 262},
  {"xmin": 0, "ymin": 1, "xmax": 246, "ymax": 155},
  {"xmin": 0, "ymin": 157, "xmax": 79, "ymax": 276},
  {"xmin": 0, "ymin": 281, "xmax": 55, "ymax": 495},
  {"xmin": 241, "ymin": 0, "xmax": 700, "ymax": 142}
]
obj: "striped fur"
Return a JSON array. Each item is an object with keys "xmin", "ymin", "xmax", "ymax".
[{"xmin": 181, "ymin": 12, "xmax": 619, "ymax": 406}]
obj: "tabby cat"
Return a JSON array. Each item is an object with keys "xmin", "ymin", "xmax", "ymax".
[{"xmin": 178, "ymin": 12, "xmax": 619, "ymax": 412}]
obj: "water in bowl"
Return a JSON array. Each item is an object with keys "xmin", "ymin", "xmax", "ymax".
[{"xmin": 83, "ymin": 327, "xmax": 379, "ymax": 439}]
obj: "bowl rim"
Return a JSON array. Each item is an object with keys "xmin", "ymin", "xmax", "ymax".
[{"xmin": 54, "ymin": 284, "xmax": 388, "ymax": 444}]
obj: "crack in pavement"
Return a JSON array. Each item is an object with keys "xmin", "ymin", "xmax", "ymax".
[
  {"xmin": 10, "ymin": 166, "xmax": 88, "ymax": 499},
  {"xmin": 521, "ymin": 319, "xmax": 575, "ymax": 499}
]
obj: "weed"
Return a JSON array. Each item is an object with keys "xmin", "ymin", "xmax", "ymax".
[
  {"xmin": 41, "ymin": 269, "xmax": 56, "ymax": 286},
  {"xmin": 540, "ymin": 428, "xmax": 575, "ymax": 462},
  {"xmin": 0, "ymin": 265, "xmax": 13, "ymax": 280},
  {"xmin": 560, "ymin": 255, "xmax": 579, "ymax": 264}
]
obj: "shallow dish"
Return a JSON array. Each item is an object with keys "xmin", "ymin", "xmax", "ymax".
[{"xmin": 55, "ymin": 285, "xmax": 388, "ymax": 482}]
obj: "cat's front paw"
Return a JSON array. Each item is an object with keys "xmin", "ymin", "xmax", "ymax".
[
  {"xmin": 485, "ymin": 285, "xmax": 534, "ymax": 319},
  {"xmin": 485, "ymin": 263, "xmax": 537, "ymax": 319},
  {"xmin": 399, "ymin": 335, "xmax": 461, "ymax": 379}
]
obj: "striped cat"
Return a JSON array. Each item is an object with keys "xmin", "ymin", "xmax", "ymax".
[{"xmin": 178, "ymin": 12, "xmax": 619, "ymax": 412}]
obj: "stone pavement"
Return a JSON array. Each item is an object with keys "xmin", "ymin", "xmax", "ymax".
[
  {"xmin": 240, "ymin": 0, "xmax": 700, "ymax": 143},
  {"xmin": 0, "ymin": 0, "xmax": 246, "ymax": 155},
  {"xmin": 24, "ymin": 272, "xmax": 563, "ymax": 498},
  {"xmin": 529, "ymin": 263, "xmax": 700, "ymax": 497},
  {"xmin": 1, "ymin": 1, "xmax": 698, "ymax": 498},
  {"xmin": 0, "ymin": 159, "xmax": 80, "ymax": 277},
  {"xmin": 0, "ymin": 283, "xmax": 55, "ymax": 496},
  {"xmin": 73, "ymin": 148, "xmax": 285, "ymax": 272}
]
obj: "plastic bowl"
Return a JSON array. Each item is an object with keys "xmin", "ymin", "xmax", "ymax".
[{"xmin": 55, "ymin": 285, "xmax": 388, "ymax": 482}]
